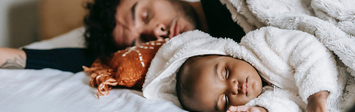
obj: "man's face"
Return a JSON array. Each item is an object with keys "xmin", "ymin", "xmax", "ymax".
[
  {"xmin": 113, "ymin": 0, "xmax": 195, "ymax": 49},
  {"xmin": 183, "ymin": 56, "xmax": 263, "ymax": 112}
]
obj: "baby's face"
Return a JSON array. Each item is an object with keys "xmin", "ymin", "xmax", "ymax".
[{"xmin": 186, "ymin": 56, "xmax": 262, "ymax": 111}]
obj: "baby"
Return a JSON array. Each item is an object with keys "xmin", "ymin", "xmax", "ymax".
[
  {"xmin": 142, "ymin": 27, "xmax": 354, "ymax": 112},
  {"xmin": 176, "ymin": 55, "xmax": 328, "ymax": 112},
  {"xmin": 176, "ymin": 55, "xmax": 264, "ymax": 111}
]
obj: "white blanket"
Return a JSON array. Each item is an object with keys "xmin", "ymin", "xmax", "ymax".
[
  {"xmin": 0, "ymin": 69, "xmax": 184, "ymax": 112},
  {"xmin": 219, "ymin": 0, "xmax": 355, "ymax": 109},
  {"xmin": 220, "ymin": 0, "xmax": 355, "ymax": 73},
  {"xmin": 0, "ymin": 28, "xmax": 185, "ymax": 112}
]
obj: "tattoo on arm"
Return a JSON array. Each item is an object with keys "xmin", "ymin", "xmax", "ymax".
[{"xmin": 0, "ymin": 56, "xmax": 25, "ymax": 69}]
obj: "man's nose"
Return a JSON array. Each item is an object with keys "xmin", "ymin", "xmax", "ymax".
[
  {"xmin": 230, "ymin": 79, "xmax": 240, "ymax": 95},
  {"xmin": 153, "ymin": 23, "xmax": 168, "ymax": 39}
]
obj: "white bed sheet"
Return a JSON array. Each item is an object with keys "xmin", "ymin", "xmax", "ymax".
[
  {"xmin": 1, "ymin": 27, "xmax": 185, "ymax": 112},
  {"xmin": 0, "ymin": 69, "xmax": 184, "ymax": 112}
]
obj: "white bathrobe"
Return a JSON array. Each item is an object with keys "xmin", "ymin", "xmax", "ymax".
[
  {"xmin": 219, "ymin": 0, "xmax": 355, "ymax": 79},
  {"xmin": 142, "ymin": 27, "xmax": 354, "ymax": 112}
]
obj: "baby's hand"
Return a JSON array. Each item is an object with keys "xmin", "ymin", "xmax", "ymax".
[
  {"xmin": 306, "ymin": 91, "xmax": 329, "ymax": 112},
  {"xmin": 227, "ymin": 105, "xmax": 267, "ymax": 112}
]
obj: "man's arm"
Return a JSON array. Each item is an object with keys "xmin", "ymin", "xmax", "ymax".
[{"xmin": 0, "ymin": 48, "xmax": 26, "ymax": 69}]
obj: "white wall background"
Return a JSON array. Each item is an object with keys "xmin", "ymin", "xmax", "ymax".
[{"xmin": 0, "ymin": 0, "xmax": 39, "ymax": 48}]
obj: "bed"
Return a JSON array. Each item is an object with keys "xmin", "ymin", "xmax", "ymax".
[
  {"xmin": 0, "ymin": 27, "xmax": 184, "ymax": 112},
  {"xmin": 2, "ymin": 0, "xmax": 355, "ymax": 111},
  {"xmin": 0, "ymin": 0, "xmax": 187, "ymax": 111},
  {"xmin": 0, "ymin": 28, "xmax": 183, "ymax": 112}
]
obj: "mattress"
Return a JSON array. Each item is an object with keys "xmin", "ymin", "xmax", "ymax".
[
  {"xmin": 0, "ymin": 28, "xmax": 185, "ymax": 112},
  {"xmin": 0, "ymin": 69, "xmax": 184, "ymax": 112}
]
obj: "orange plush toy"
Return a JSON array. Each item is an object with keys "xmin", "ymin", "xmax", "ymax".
[{"xmin": 83, "ymin": 39, "xmax": 169, "ymax": 98}]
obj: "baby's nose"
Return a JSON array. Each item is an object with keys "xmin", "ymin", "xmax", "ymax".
[{"xmin": 230, "ymin": 80, "xmax": 239, "ymax": 95}]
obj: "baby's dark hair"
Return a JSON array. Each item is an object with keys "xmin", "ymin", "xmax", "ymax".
[
  {"xmin": 176, "ymin": 56, "xmax": 199, "ymax": 111},
  {"xmin": 176, "ymin": 55, "xmax": 220, "ymax": 111}
]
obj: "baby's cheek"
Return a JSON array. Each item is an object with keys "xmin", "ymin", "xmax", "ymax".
[{"xmin": 252, "ymin": 77, "xmax": 264, "ymax": 97}]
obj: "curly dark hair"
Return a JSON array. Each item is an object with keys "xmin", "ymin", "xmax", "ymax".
[
  {"xmin": 83, "ymin": 0, "xmax": 200, "ymax": 58},
  {"xmin": 84, "ymin": 0, "xmax": 120, "ymax": 58}
]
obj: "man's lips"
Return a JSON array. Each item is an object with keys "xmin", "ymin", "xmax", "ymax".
[{"xmin": 169, "ymin": 20, "xmax": 180, "ymax": 38}]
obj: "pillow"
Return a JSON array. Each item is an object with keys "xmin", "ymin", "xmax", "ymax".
[{"xmin": 23, "ymin": 27, "xmax": 86, "ymax": 49}]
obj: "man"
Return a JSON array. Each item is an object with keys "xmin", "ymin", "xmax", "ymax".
[
  {"xmin": 84, "ymin": 0, "xmax": 199, "ymax": 57},
  {"xmin": 0, "ymin": 0, "xmax": 245, "ymax": 72}
]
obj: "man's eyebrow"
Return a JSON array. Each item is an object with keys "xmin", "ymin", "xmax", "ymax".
[{"xmin": 131, "ymin": 2, "xmax": 138, "ymax": 25}]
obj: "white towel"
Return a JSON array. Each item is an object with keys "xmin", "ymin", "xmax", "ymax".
[
  {"xmin": 220, "ymin": 0, "xmax": 355, "ymax": 76},
  {"xmin": 219, "ymin": 1, "xmax": 355, "ymax": 109}
]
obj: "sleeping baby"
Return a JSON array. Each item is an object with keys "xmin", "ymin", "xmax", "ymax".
[
  {"xmin": 142, "ymin": 27, "xmax": 355, "ymax": 112},
  {"xmin": 84, "ymin": 26, "xmax": 354, "ymax": 112},
  {"xmin": 175, "ymin": 55, "xmax": 266, "ymax": 111},
  {"xmin": 176, "ymin": 55, "xmax": 328, "ymax": 112}
]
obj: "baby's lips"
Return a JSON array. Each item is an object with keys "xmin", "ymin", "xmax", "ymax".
[
  {"xmin": 246, "ymin": 78, "xmax": 249, "ymax": 94},
  {"xmin": 242, "ymin": 83, "xmax": 247, "ymax": 94},
  {"xmin": 242, "ymin": 78, "xmax": 248, "ymax": 94}
]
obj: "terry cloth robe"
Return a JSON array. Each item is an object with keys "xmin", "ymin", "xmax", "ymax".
[
  {"xmin": 219, "ymin": 0, "xmax": 355, "ymax": 80},
  {"xmin": 142, "ymin": 27, "xmax": 354, "ymax": 112},
  {"xmin": 220, "ymin": 0, "xmax": 355, "ymax": 109}
]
